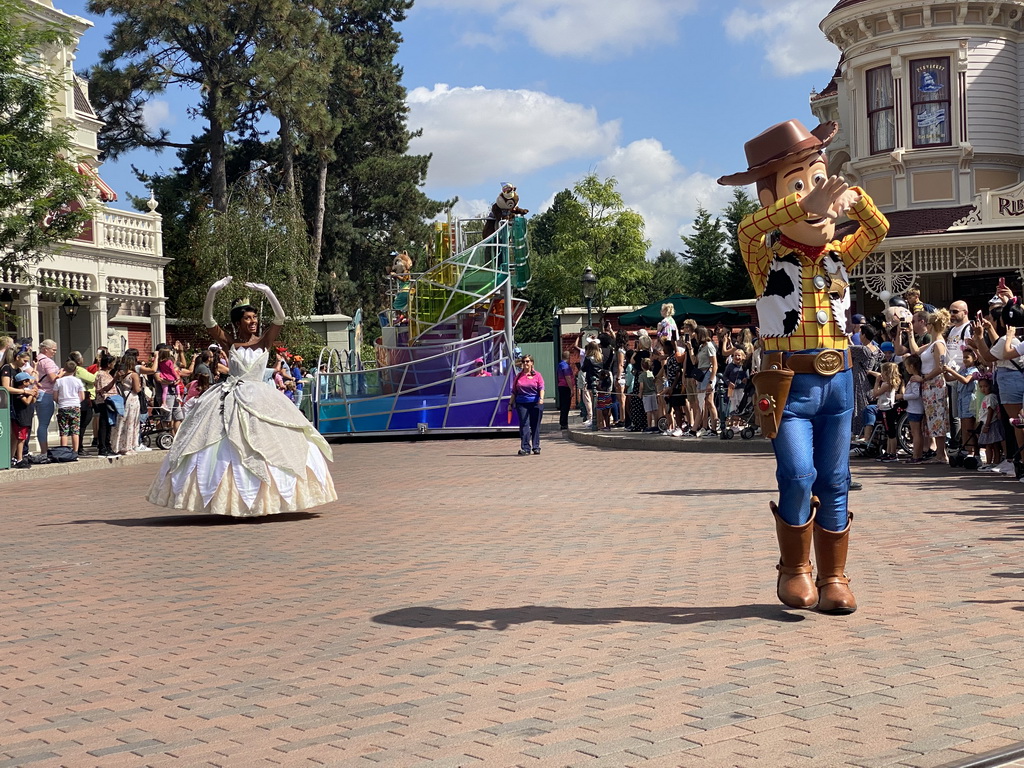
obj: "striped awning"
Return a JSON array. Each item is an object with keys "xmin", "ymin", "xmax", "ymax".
[{"xmin": 76, "ymin": 163, "xmax": 118, "ymax": 202}]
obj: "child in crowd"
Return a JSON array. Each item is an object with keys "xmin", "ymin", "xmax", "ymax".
[
  {"xmin": 723, "ymin": 348, "xmax": 749, "ymax": 429},
  {"xmin": 944, "ymin": 348, "xmax": 980, "ymax": 459},
  {"xmin": 183, "ymin": 365, "xmax": 212, "ymax": 415},
  {"xmin": 903, "ymin": 354, "xmax": 926, "ymax": 463},
  {"xmin": 977, "ymin": 373, "xmax": 1004, "ymax": 467},
  {"xmin": 284, "ymin": 379, "xmax": 298, "ymax": 404},
  {"xmin": 155, "ymin": 348, "xmax": 179, "ymax": 414},
  {"xmin": 640, "ymin": 358, "xmax": 658, "ymax": 432},
  {"xmin": 868, "ymin": 362, "xmax": 903, "ymax": 462},
  {"xmin": 11, "ymin": 371, "xmax": 37, "ymax": 467},
  {"xmin": 53, "ymin": 359, "xmax": 85, "ymax": 453}
]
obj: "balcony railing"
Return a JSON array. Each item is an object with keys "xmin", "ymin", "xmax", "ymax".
[{"xmin": 95, "ymin": 208, "xmax": 160, "ymax": 256}]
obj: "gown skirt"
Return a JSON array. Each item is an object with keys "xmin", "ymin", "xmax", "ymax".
[{"xmin": 147, "ymin": 346, "xmax": 337, "ymax": 516}]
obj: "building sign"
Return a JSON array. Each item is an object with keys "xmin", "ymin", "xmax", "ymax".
[
  {"xmin": 951, "ymin": 180, "xmax": 1024, "ymax": 230},
  {"xmin": 911, "ymin": 58, "xmax": 951, "ymax": 147}
]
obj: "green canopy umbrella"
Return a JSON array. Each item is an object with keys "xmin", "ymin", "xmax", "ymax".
[{"xmin": 617, "ymin": 294, "xmax": 743, "ymax": 327}]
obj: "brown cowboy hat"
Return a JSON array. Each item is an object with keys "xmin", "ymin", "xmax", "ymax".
[{"xmin": 717, "ymin": 119, "xmax": 838, "ymax": 186}]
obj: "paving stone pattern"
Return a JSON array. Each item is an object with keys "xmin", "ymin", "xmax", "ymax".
[{"xmin": 2, "ymin": 436, "xmax": 1024, "ymax": 767}]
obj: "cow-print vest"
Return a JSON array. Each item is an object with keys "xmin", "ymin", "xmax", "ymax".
[{"xmin": 757, "ymin": 244, "xmax": 851, "ymax": 339}]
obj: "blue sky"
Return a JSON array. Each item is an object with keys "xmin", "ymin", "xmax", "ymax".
[{"xmin": 56, "ymin": 0, "xmax": 842, "ymax": 256}]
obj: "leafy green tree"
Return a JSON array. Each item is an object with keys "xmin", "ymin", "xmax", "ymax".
[
  {"xmin": 527, "ymin": 174, "xmax": 651, "ymax": 315},
  {"xmin": 679, "ymin": 205, "xmax": 728, "ymax": 301},
  {"xmin": 181, "ymin": 180, "xmax": 318, "ymax": 354},
  {"xmin": 722, "ymin": 187, "xmax": 759, "ymax": 299},
  {"xmin": 0, "ymin": 0, "xmax": 92, "ymax": 268},
  {"xmin": 310, "ymin": 0, "xmax": 446, "ymax": 316},
  {"xmin": 646, "ymin": 249, "xmax": 687, "ymax": 302},
  {"xmin": 86, "ymin": 0, "xmax": 267, "ymax": 212}
]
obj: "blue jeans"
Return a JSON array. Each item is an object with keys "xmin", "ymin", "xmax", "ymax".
[
  {"xmin": 771, "ymin": 365, "xmax": 853, "ymax": 532},
  {"xmin": 516, "ymin": 401, "xmax": 542, "ymax": 452},
  {"xmin": 35, "ymin": 390, "xmax": 55, "ymax": 448}
]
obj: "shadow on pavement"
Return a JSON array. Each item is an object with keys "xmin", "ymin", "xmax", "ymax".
[
  {"xmin": 42, "ymin": 512, "xmax": 322, "ymax": 527},
  {"xmin": 373, "ymin": 604, "xmax": 805, "ymax": 631},
  {"xmin": 641, "ymin": 488, "xmax": 774, "ymax": 496}
]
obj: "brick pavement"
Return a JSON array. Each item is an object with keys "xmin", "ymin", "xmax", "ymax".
[{"xmin": 3, "ymin": 433, "xmax": 1024, "ymax": 767}]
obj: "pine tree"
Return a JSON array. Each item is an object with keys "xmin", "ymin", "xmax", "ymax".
[
  {"xmin": 647, "ymin": 249, "xmax": 687, "ymax": 302},
  {"xmin": 722, "ymin": 188, "xmax": 759, "ymax": 299},
  {"xmin": 679, "ymin": 205, "xmax": 728, "ymax": 301},
  {"xmin": 0, "ymin": 0, "xmax": 92, "ymax": 268}
]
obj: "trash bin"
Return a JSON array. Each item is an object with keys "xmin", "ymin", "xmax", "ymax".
[{"xmin": 0, "ymin": 388, "xmax": 9, "ymax": 470}]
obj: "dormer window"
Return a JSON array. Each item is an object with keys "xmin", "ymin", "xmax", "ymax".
[
  {"xmin": 867, "ymin": 65, "xmax": 895, "ymax": 154},
  {"xmin": 910, "ymin": 57, "xmax": 951, "ymax": 148}
]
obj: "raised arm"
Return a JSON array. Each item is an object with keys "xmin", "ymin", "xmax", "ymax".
[{"xmin": 203, "ymin": 276, "xmax": 233, "ymax": 348}]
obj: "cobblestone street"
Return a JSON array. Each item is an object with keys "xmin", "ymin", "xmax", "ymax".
[{"xmin": 3, "ymin": 435, "xmax": 1024, "ymax": 767}]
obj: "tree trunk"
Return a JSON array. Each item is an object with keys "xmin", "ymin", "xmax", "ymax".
[
  {"xmin": 279, "ymin": 113, "xmax": 295, "ymax": 198},
  {"xmin": 207, "ymin": 87, "xmax": 229, "ymax": 213},
  {"xmin": 311, "ymin": 154, "xmax": 328, "ymax": 277}
]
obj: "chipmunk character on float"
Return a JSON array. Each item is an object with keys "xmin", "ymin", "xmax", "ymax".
[
  {"xmin": 718, "ymin": 119, "xmax": 889, "ymax": 615},
  {"xmin": 481, "ymin": 182, "xmax": 529, "ymax": 239},
  {"xmin": 389, "ymin": 250, "xmax": 413, "ymax": 280}
]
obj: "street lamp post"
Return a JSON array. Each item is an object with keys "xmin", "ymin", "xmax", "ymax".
[{"xmin": 580, "ymin": 267, "xmax": 598, "ymax": 430}]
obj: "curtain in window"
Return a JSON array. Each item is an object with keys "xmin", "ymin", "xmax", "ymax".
[{"xmin": 867, "ymin": 67, "xmax": 895, "ymax": 154}]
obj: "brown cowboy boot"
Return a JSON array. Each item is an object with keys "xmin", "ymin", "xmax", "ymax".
[
  {"xmin": 814, "ymin": 513, "xmax": 857, "ymax": 614},
  {"xmin": 771, "ymin": 501, "xmax": 817, "ymax": 609}
]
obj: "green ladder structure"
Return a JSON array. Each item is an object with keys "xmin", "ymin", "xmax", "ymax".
[{"xmin": 409, "ymin": 217, "xmax": 530, "ymax": 342}]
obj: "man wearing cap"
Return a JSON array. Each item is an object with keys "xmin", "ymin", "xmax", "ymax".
[
  {"xmin": 850, "ymin": 314, "xmax": 866, "ymax": 345},
  {"xmin": 719, "ymin": 119, "xmax": 889, "ymax": 615}
]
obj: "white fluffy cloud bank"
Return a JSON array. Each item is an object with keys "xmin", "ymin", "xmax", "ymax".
[
  {"xmin": 725, "ymin": 0, "xmax": 839, "ymax": 77},
  {"xmin": 407, "ymin": 84, "xmax": 620, "ymax": 187},
  {"xmin": 420, "ymin": 0, "xmax": 697, "ymax": 58},
  {"xmin": 596, "ymin": 139, "xmax": 735, "ymax": 255}
]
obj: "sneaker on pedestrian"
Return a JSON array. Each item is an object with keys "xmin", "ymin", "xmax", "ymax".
[
  {"xmin": 703, "ymin": 429, "xmax": 718, "ymax": 438},
  {"xmin": 135, "ymin": 444, "xmax": 152, "ymax": 452},
  {"xmin": 532, "ymin": 449, "xmax": 540, "ymax": 455},
  {"xmin": 581, "ymin": 420, "xmax": 592, "ymax": 428},
  {"xmin": 671, "ymin": 428, "xmax": 683, "ymax": 437},
  {"xmin": 517, "ymin": 449, "xmax": 529, "ymax": 456},
  {"xmin": 995, "ymin": 460, "xmax": 1015, "ymax": 474}
]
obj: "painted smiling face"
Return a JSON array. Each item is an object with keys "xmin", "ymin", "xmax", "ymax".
[{"xmin": 762, "ymin": 152, "xmax": 836, "ymax": 247}]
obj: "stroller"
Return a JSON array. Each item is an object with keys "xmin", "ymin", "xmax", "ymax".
[
  {"xmin": 852, "ymin": 399, "xmax": 910, "ymax": 459},
  {"xmin": 721, "ymin": 383, "xmax": 757, "ymax": 440}
]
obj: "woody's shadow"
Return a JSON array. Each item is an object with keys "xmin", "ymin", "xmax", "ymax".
[{"xmin": 373, "ymin": 604, "xmax": 804, "ymax": 631}]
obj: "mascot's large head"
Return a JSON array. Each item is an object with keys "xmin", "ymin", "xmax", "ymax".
[
  {"xmin": 390, "ymin": 250, "xmax": 412, "ymax": 278},
  {"xmin": 495, "ymin": 182, "xmax": 519, "ymax": 211}
]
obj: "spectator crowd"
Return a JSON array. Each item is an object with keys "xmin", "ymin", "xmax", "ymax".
[
  {"xmin": 567, "ymin": 280, "xmax": 1024, "ymax": 483},
  {"xmin": 1, "ymin": 337, "xmax": 309, "ymax": 470}
]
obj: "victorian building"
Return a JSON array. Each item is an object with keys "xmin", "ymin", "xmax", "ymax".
[
  {"xmin": 1, "ymin": 0, "xmax": 168, "ymax": 359},
  {"xmin": 812, "ymin": 0, "xmax": 1024, "ymax": 312}
]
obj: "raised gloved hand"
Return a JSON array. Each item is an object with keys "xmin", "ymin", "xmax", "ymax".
[
  {"xmin": 244, "ymin": 281, "xmax": 286, "ymax": 326},
  {"xmin": 203, "ymin": 276, "xmax": 233, "ymax": 328}
]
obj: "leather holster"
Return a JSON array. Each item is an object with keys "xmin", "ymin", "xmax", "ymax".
[{"xmin": 751, "ymin": 368, "xmax": 793, "ymax": 439}]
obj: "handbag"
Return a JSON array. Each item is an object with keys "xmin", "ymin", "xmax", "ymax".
[{"xmin": 47, "ymin": 446, "xmax": 78, "ymax": 463}]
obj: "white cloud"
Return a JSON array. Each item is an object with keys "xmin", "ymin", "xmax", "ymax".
[
  {"xmin": 407, "ymin": 84, "xmax": 620, "ymax": 187},
  {"xmin": 141, "ymin": 99, "xmax": 173, "ymax": 131},
  {"xmin": 725, "ymin": 0, "xmax": 839, "ymax": 76},
  {"xmin": 596, "ymin": 139, "xmax": 735, "ymax": 256},
  {"xmin": 420, "ymin": 0, "xmax": 697, "ymax": 58}
]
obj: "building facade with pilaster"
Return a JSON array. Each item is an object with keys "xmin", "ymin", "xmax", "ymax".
[
  {"xmin": 813, "ymin": 0, "xmax": 1024, "ymax": 312},
  {"xmin": 1, "ymin": 0, "xmax": 168, "ymax": 359}
]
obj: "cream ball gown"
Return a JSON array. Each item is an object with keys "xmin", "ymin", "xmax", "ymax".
[{"xmin": 147, "ymin": 345, "xmax": 336, "ymax": 516}]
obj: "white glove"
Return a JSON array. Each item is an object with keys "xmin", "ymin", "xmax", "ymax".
[
  {"xmin": 203, "ymin": 276, "xmax": 232, "ymax": 328},
  {"xmin": 245, "ymin": 282, "xmax": 286, "ymax": 326}
]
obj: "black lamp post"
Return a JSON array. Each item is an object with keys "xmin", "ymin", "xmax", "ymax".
[
  {"xmin": 0, "ymin": 289, "xmax": 13, "ymax": 313},
  {"xmin": 61, "ymin": 297, "xmax": 80, "ymax": 321},
  {"xmin": 581, "ymin": 266, "xmax": 598, "ymax": 330}
]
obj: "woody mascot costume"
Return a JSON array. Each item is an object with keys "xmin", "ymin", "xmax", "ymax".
[{"xmin": 718, "ymin": 120, "xmax": 889, "ymax": 614}]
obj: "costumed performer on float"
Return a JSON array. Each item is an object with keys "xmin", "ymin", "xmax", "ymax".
[
  {"xmin": 148, "ymin": 276, "xmax": 337, "ymax": 516},
  {"xmin": 718, "ymin": 120, "xmax": 889, "ymax": 614},
  {"xmin": 481, "ymin": 182, "xmax": 529, "ymax": 240}
]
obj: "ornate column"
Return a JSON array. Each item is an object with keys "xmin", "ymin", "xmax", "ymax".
[
  {"xmin": 42, "ymin": 305, "xmax": 62, "ymax": 354},
  {"xmin": 17, "ymin": 286, "xmax": 40, "ymax": 346},
  {"xmin": 150, "ymin": 298, "xmax": 166, "ymax": 346},
  {"xmin": 90, "ymin": 295, "xmax": 108, "ymax": 359}
]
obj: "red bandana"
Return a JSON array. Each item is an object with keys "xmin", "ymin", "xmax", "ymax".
[{"xmin": 779, "ymin": 234, "xmax": 827, "ymax": 261}]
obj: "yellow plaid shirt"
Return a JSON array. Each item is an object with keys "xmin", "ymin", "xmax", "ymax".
[{"xmin": 740, "ymin": 189, "xmax": 889, "ymax": 353}]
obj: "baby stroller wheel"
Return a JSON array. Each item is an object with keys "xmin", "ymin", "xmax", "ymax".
[
  {"xmin": 722, "ymin": 428, "xmax": 734, "ymax": 440},
  {"xmin": 157, "ymin": 432, "xmax": 174, "ymax": 450},
  {"xmin": 657, "ymin": 416, "xmax": 669, "ymax": 432},
  {"xmin": 963, "ymin": 455, "xmax": 980, "ymax": 470},
  {"xmin": 141, "ymin": 433, "xmax": 152, "ymax": 448},
  {"xmin": 741, "ymin": 427, "xmax": 755, "ymax": 440}
]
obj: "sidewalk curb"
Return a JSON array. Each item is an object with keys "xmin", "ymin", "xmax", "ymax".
[
  {"xmin": 0, "ymin": 450, "xmax": 166, "ymax": 484},
  {"xmin": 567, "ymin": 426, "xmax": 775, "ymax": 453}
]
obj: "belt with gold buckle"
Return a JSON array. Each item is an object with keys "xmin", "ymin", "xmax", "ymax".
[{"xmin": 781, "ymin": 350, "xmax": 848, "ymax": 376}]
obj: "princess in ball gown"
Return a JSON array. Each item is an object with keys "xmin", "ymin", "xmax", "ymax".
[{"xmin": 147, "ymin": 276, "xmax": 337, "ymax": 516}]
